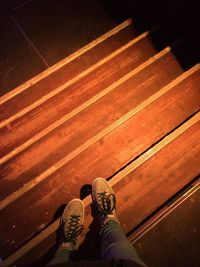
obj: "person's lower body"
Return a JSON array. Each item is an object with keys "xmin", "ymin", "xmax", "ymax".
[
  {"xmin": 100, "ymin": 220, "xmax": 147, "ymax": 266},
  {"xmin": 47, "ymin": 178, "xmax": 147, "ymax": 266},
  {"xmin": 47, "ymin": 199, "xmax": 84, "ymax": 265},
  {"xmin": 92, "ymin": 178, "xmax": 147, "ymax": 266}
]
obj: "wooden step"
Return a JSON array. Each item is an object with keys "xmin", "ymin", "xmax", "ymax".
[
  {"xmin": 3, "ymin": 108, "xmax": 200, "ymax": 267},
  {"xmin": 112, "ymin": 117, "xmax": 200, "ymax": 232},
  {"xmin": 0, "ymin": 65, "xmax": 199, "ymax": 259},
  {"xmin": 0, "ymin": 48, "xmax": 183, "ymax": 202},
  {"xmin": 0, "ymin": 32, "xmax": 157, "ymax": 160},
  {"xmin": 0, "ymin": 19, "xmax": 136, "ymax": 126}
]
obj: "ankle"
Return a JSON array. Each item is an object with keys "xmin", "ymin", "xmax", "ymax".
[
  {"xmin": 60, "ymin": 242, "xmax": 76, "ymax": 251},
  {"xmin": 103, "ymin": 214, "xmax": 120, "ymax": 225}
]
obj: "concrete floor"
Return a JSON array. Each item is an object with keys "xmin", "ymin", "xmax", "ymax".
[
  {"xmin": 134, "ymin": 188, "xmax": 200, "ymax": 267},
  {"xmin": 0, "ymin": 0, "xmax": 117, "ymax": 96}
]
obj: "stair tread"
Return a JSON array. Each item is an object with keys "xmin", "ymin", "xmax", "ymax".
[
  {"xmin": 0, "ymin": 50, "xmax": 182, "ymax": 200},
  {"xmin": 113, "ymin": 119, "xmax": 200, "ymax": 232},
  {"xmin": 1, "ymin": 16, "xmax": 200, "ymax": 266},
  {"xmin": 0, "ymin": 21, "xmax": 136, "ymax": 123},
  {"xmin": 4, "ymin": 112, "xmax": 200, "ymax": 267},
  {"xmin": 1, "ymin": 66, "xmax": 199, "ymax": 259},
  {"xmin": 0, "ymin": 34, "xmax": 157, "ymax": 158}
]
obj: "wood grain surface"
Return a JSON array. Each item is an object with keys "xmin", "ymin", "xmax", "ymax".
[
  {"xmin": 0, "ymin": 19, "xmax": 133, "ymax": 105},
  {"xmin": 4, "ymin": 111, "xmax": 200, "ymax": 267},
  {"xmin": 1, "ymin": 18, "xmax": 199, "ymax": 266},
  {"xmin": 0, "ymin": 35, "xmax": 156, "ymax": 159},
  {"xmin": 0, "ymin": 23, "xmax": 136, "ymax": 124},
  {"xmin": 1, "ymin": 66, "xmax": 199, "ymax": 258},
  {"xmin": 0, "ymin": 50, "xmax": 182, "ymax": 202}
]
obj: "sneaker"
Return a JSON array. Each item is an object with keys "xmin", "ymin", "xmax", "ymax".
[
  {"xmin": 61, "ymin": 198, "xmax": 84, "ymax": 250},
  {"xmin": 92, "ymin": 178, "xmax": 119, "ymax": 225}
]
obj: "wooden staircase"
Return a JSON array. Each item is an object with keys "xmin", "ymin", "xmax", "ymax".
[{"xmin": 0, "ymin": 19, "xmax": 199, "ymax": 266}]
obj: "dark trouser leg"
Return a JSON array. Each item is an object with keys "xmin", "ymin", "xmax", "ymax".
[{"xmin": 100, "ymin": 220, "xmax": 147, "ymax": 266}]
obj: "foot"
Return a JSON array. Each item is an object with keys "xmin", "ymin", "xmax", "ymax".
[
  {"xmin": 92, "ymin": 178, "xmax": 119, "ymax": 225},
  {"xmin": 60, "ymin": 198, "xmax": 84, "ymax": 250}
]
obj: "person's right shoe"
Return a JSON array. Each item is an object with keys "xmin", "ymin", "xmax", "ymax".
[
  {"xmin": 92, "ymin": 177, "xmax": 119, "ymax": 225},
  {"xmin": 60, "ymin": 198, "xmax": 84, "ymax": 250}
]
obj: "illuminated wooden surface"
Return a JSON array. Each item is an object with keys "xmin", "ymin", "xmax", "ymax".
[
  {"xmin": 0, "ymin": 20, "xmax": 200, "ymax": 266},
  {"xmin": 0, "ymin": 32, "xmax": 156, "ymax": 159},
  {"xmin": 0, "ymin": 20, "xmax": 134, "ymax": 122},
  {"xmin": 0, "ymin": 49, "xmax": 182, "ymax": 202}
]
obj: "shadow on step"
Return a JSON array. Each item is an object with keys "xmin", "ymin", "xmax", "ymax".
[
  {"xmin": 73, "ymin": 204, "xmax": 101, "ymax": 261},
  {"xmin": 73, "ymin": 184, "xmax": 101, "ymax": 261},
  {"xmin": 25, "ymin": 205, "xmax": 65, "ymax": 267}
]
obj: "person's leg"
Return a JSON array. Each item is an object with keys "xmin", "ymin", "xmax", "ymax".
[
  {"xmin": 92, "ymin": 178, "xmax": 147, "ymax": 266},
  {"xmin": 47, "ymin": 199, "xmax": 84, "ymax": 265},
  {"xmin": 100, "ymin": 220, "xmax": 147, "ymax": 266}
]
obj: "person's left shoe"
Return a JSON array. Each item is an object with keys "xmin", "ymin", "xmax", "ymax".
[
  {"xmin": 92, "ymin": 177, "xmax": 119, "ymax": 225},
  {"xmin": 60, "ymin": 198, "xmax": 84, "ymax": 250}
]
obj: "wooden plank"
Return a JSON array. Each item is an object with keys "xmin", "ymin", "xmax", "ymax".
[
  {"xmin": 14, "ymin": 180, "xmax": 200, "ymax": 267},
  {"xmin": 11, "ymin": 232, "xmax": 58, "ymax": 267},
  {"xmin": 0, "ymin": 23, "xmax": 137, "ymax": 126},
  {"xmin": 0, "ymin": 35, "xmax": 157, "ymax": 160},
  {"xmin": 0, "ymin": 50, "xmax": 183, "ymax": 202},
  {"xmin": 0, "ymin": 67, "xmax": 199, "ymax": 258},
  {"xmin": 0, "ymin": 19, "xmax": 132, "ymax": 105},
  {"xmin": 113, "ymin": 122, "xmax": 200, "ymax": 232},
  {"xmin": 2, "ymin": 112, "xmax": 200, "ymax": 267}
]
